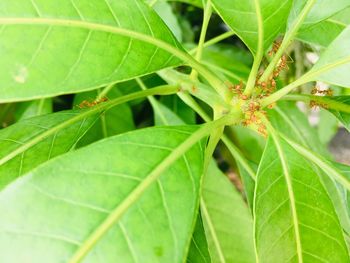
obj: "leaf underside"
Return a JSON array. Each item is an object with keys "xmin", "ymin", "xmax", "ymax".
[{"xmin": 0, "ymin": 126, "xmax": 204, "ymax": 263}]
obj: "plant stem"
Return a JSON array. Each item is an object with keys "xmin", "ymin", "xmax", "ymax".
[
  {"xmin": 178, "ymin": 93, "xmax": 255, "ymax": 179},
  {"xmin": 260, "ymin": 77, "xmax": 308, "ymax": 107},
  {"xmin": 283, "ymin": 94, "xmax": 350, "ymax": 113},
  {"xmin": 243, "ymin": 0, "xmax": 264, "ymax": 96},
  {"xmin": 96, "ymin": 83, "xmax": 115, "ymax": 100},
  {"xmin": 190, "ymin": 0, "xmax": 212, "ymax": 80},
  {"xmin": 68, "ymin": 112, "xmax": 241, "ymax": 263},
  {"xmin": 259, "ymin": 0, "xmax": 317, "ymax": 82},
  {"xmin": 0, "ymin": 17, "xmax": 229, "ymax": 100},
  {"xmin": 189, "ymin": 31, "xmax": 235, "ymax": 55}
]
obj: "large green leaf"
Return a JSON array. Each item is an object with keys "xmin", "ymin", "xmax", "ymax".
[
  {"xmin": 211, "ymin": 0, "xmax": 293, "ymax": 54},
  {"xmin": 0, "ymin": 0, "xmax": 182, "ymax": 102},
  {"xmin": 254, "ymin": 136, "xmax": 349, "ymax": 262},
  {"xmin": 308, "ymin": 25, "xmax": 350, "ymax": 87},
  {"xmin": 0, "ymin": 109, "xmax": 97, "ymax": 190},
  {"xmin": 0, "ymin": 85, "xmax": 177, "ymax": 191},
  {"xmin": 269, "ymin": 103, "xmax": 350, "ymax": 236},
  {"xmin": 0, "ymin": 126, "xmax": 205, "ymax": 262},
  {"xmin": 201, "ymin": 162, "xmax": 255, "ymax": 263}
]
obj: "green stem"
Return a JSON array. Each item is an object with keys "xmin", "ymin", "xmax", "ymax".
[
  {"xmin": 96, "ymin": 83, "xmax": 115, "ymax": 100},
  {"xmin": 283, "ymin": 94, "xmax": 350, "ymax": 113},
  {"xmin": 158, "ymin": 69, "xmax": 230, "ymax": 110},
  {"xmin": 0, "ymin": 17, "xmax": 228, "ymax": 100},
  {"xmin": 178, "ymin": 93, "xmax": 255, "ymax": 179},
  {"xmin": 260, "ymin": 0, "xmax": 316, "ymax": 82},
  {"xmin": 68, "ymin": 113, "xmax": 241, "ymax": 263},
  {"xmin": 189, "ymin": 31, "xmax": 235, "ymax": 55},
  {"xmin": 36, "ymin": 99, "xmax": 46, "ymax": 116},
  {"xmin": 243, "ymin": 0, "xmax": 264, "ymax": 96},
  {"xmin": 190, "ymin": 0, "xmax": 213, "ymax": 80},
  {"xmin": 260, "ymin": 76, "xmax": 308, "ymax": 107},
  {"xmin": 0, "ymin": 86, "xmax": 179, "ymax": 166}
]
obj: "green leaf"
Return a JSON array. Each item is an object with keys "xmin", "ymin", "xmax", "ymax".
[
  {"xmin": 0, "ymin": 126, "xmax": 205, "ymax": 262},
  {"xmin": 152, "ymin": 1, "xmax": 182, "ymax": 42},
  {"xmin": 297, "ymin": 19, "xmax": 346, "ymax": 48},
  {"xmin": 0, "ymin": 109, "xmax": 97, "ymax": 190},
  {"xmin": 153, "ymin": 100, "xmax": 185, "ymax": 126},
  {"xmin": 74, "ymin": 89, "xmax": 135, "ymax": 147},
  {"xmin": 171, "ymin": 0, "xmax": 203, "ymax": 8},
  {"xmin": 317, "ymin": 167, "xmax": 350, "ymax": 236},
  {"xmin": 187, "ymin": 214, "xmax": 212, "ymax": 263},
  {"xmin": 296, "ymin": 6, "xmax": 350, "ymax": 48},
  {"xmin": 201, "ymin": 45, "xmax": 251, "ymax": 84},
  {"xmin": 230, "ymin": 125, "xmax": 265, "ymax": 164},
  {"xmin": 211, "ymin": 0, "xmax": 293, "ymax": 54},
  {"xmin": 237, "ymin": 161, "xmax": 256, "ymax": 212},
  {"xmin": 0, "ymin": 0, "xmax": 182, "ymax": 102},
  {"xmin": 326, "ymin": 96, "xmax": 350, "ymax": 131},
  {"xmin": 201, "ymin": 162, "xmax": 255, "ymax": 263},
  {"xmin": 308, "ymin": 25, "xmax": 350, "ymax": 87},
  {"xmin": 282, "ymin": 134, "xmax": 350, "ymax": 193},
  {"xmin": 287, "ymin": 0, "xmax": 350, "ymax": 32},
  {"xmin": 14, "ymin": 98, "xmax": 52, "ymax": 121},
  {"xmin": 302, "ymin": 0, "xmax": 350, "ymax": 26},
  {"xmin": 255, "ymin": 136, "xmax": 349, "ymax": 262},
  {"xmin": 268, "ymin": 102, "xmax": 329, "ymax": 156},
  {"xmin": 317, "ymin": 108, "xmax": 339, "ymax": 144},
  {"xmin": 160, "ymin": 95, "xmax": 196, "ymax": 125}
]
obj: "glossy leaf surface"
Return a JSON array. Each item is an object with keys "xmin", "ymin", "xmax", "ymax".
[
  {"xmin": 0, "ymin": 126, "xmax": 204, "ymax": 262},
  {"xmin": 255, "ymin": 137, "xmax": 349, "ymax": 262},
  {"xmin": 309, "ymin": 26, "xmax": 350, "ymax": 87},
  {"xmin": 0, "ymin": 0, "xmax": 182, "ymax": 102},
  {"xmin": 202, "ymin": 162, "xmax": 255, "ymax": 263},
  {"xmin": 0, "ymin": 109, "xmax": 97, "ymax": 190},
  {"xmin": 211, "ymin": 0, "xmax": 293, "ymax": 54}
]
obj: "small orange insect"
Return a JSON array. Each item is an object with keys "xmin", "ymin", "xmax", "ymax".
[
  {"xmin": 78, "ymin": 97, "xmax": 108, "ymax": 109},
  {"xmin": 268, "ymin": 39, "xmax": 282, "ymax": 56}
]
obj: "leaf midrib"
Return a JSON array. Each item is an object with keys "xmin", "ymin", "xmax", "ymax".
[
  {"xmin": 270, "ymin": 135, "xmax": 303, "ymax": 262},
  {"xmin": 68, "ymin": 114, "xmax": 237, "ymax": 263},
  {"xmin": 200, "ymin": 198, "xmax": 226, "ymax": 263}
]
